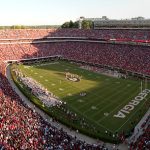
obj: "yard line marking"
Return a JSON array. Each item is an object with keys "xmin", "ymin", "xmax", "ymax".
[
  {"xmin": 68, "ymin": 103, "xmax": 113, "ymax": 133},
  {"xmin": 22, "ymin": 61, "xmax": 144, "ymax": 134},
  {"xmin": 67, "ymin": 93, "xmax": 72, "ymax": 96},
  {"xmin": 85, "ymin": 84, "xmax": 135, "ymax": 118},
  {"xmin": 80, "ymin": 83, "xmax": 125, "ymax": 113},
  {"xmin": 78, "ymin": 99, "xmax": 84, "ymax": 103},
  {"xmin": 33, "ymin": 62, "xmax": 59, "ymax": 67},
  {"xmin": 77, "ymin": 81, "xmax": 123, "ymax": 110},
  {"xmin": 115, "ymin": 98, "xmax": 149, "ymax": 132},
  {"xmin": 97, "ymin": 88, "xmax": 139, "ymax": 123},
  {"xmin": 91, "ymin": 106, "xmax": 97, "ymax": 110},
  {"xmin": 59, "ymin": 88, "xmax": 64, "ymax": 91}
]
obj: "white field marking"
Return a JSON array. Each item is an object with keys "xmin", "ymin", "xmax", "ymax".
[
  {"xmin": 45, "ymin": 65, "xmax": 138, "ymax": 132},
  {"xmin": 24, "ymin": 66, "xmax": 30, "ymax": 69},
  {"xmin": 67, "ymin": 93, "xmax": 72, "ymax": 96},
  {"xmin": 68, "ymin": 101, "xmax": 113, "ymax": 132},
  {"xmin": 34, "ymin": 62, "xmax": 59, "ymax": 66},
  {"xmin": 44, "ymin": 82, "xmax": 113, "ymax": 132},
  {"xmin": 85, "ymin": 84, "xmax": 135, "ymax": 118},
  {"xmin": 48, "ymin": 79, "xmax": 114, "ymax": 132},
  {"xmin": 51, "ymin": 80, "xmax": 77, "ymax": 95},
  {"xmin": 116, "ymin": 82, "xmax": 120, "ymax": 84},
  {"xmin": 77, "ymin": 81, "xmax": 124, "ymax": 111},
  {"xmin": 115, "ymin": 98, "xmax": 149, "ymax": 132},
  {"xmin": 78, "ymin": 99, "xmax": 84, "ymax": 103},
  {"xmin": 45, "ymin": 79, "xmax": 48, "ymax": 82},
  {"xmin": 34, "ymin": 72, "xmax": 38, "ymax": 74},
  {"xmin": 104, "ymin": 112, "xmax": 109, "ymax": 116},
  {"xmin": 93, "ymin": 85, "xmax": 137, "ymax": 119},
  {"xmin": 51, "ymin": 64, "xmax": 122, "ymax": 113},
  {"xmin": 97, "ymin": 87, "xmax": 139, "ymax": 123},
  {"xmin": 19, "ymin": 83, "xmax": 23, "ymax": 88},
  {"xmin": 91, "ymin": 106, "xmax": 97, "ymax": 110},
  {"xmin": 80, "ymin": 81, "xmax": 125, "ymax": 111},
  {"xmin": 42, "ymin": 83, "xmax": 71, "ymax": 98},
  {"xmin": 59, "ymin": 88, "xmax": 64, "ymax": 91}
]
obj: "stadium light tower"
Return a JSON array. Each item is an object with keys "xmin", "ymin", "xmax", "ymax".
[{"xmin": 79, "ymin": 16, "xmax": 84, "ymax": 29}]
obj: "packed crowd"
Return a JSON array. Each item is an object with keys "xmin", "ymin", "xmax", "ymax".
[
  {"xmin": 0, "ymin": 29, "xmax": 55, "ymax": 39},
  {"xmin": 16, "ymin": 69, "xmax": 61, "ymax": 107},
  {"xmin": 0, "ymin": 29, "xmax": 150, "ymax": 149},
  {"xmin": 0, "ymin": 63, "xmax": 108, "ymax": 150},
  {"xmin": 1, "ymin": 41, "xmax": 150, "ymax": 76},
  {"xmin": 1, "ymin": 28, "xmax": 150, "ymax": 40},
  {"xmin": 80, "ymin": 65, "xmax": 124, "ymax": 78},
  {"xmin": 129, "ymin": 115, "xmax": 150, "ymax": 150}
]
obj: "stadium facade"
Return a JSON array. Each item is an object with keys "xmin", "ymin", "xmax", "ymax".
[{"xmin": 80, "ymin": 16, "xmax": 150, "ymax": 28}]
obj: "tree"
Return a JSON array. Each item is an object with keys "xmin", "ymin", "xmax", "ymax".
[
  {"xmin": 61, "ymin": 22, "xmax": 70, "ymax": 28},
  {"xmin": 69, "ymin": 20, "xmax": 74, "ymax": 28},
  {"xmin": 61, "ymin": 20, "xmax": 79, "ymax": 28},
  {"xmin": 10, "ymin": 25, "xmax": 27, "ymax": 29},
  {"xmin": 61, "ymin": 20, "xmax": 93, "ymax": 29},
  {"xmin": 73, "ymin": 21, "xmax": 79, "ymax": 28},
  {"xmin": 82, "ymin": 20, "xmax": 93, "ymax": 29}
]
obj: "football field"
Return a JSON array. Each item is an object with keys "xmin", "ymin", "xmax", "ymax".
[{"xmin": 17, "ymin": 60, "xmax": 150, "ymax": 141}]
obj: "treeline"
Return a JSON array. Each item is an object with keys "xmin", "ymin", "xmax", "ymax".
[
  {"xmin": 61, "ymin": 20, "xmax": 93, "ymax": 29},
  {"xmin": 0, "ymin": 20, "xmax": 93, "ymax": 30},
  {"xmin": 0, "ymin": 25, "xmax": 60, "ymax": 29}
]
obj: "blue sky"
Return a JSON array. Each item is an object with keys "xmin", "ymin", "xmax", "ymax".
[{"xmin": 0, "ymin": 0, "xmax": 149, "ymax": 25}]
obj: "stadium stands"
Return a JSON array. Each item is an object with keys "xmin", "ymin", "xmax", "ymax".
[
  {"xmin": 0, "ymin": 29, "xmax": 150, "ymax": 40},
  {"xmin": 1, "ymin": 42, "xmax": 150, "ymax": 75},
  {"xmin": 0, "ymin": 29, "xmax": 150, "ymax": 149},
  {"xmin": 0, "ymin": 63, "xmax": 108, "ymax": 149},
  {"xmin": 129, "ymin": 115, "xmax": 150, "ymax": 150}
]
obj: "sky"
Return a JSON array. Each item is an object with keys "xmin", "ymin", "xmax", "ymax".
[{"xmin": 0, "ymin": 0, "xmax": 149, "ymax": 25}]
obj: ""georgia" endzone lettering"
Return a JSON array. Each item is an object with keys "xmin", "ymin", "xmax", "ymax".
[{"xmin": 114, "ymin": 89, "xmax": 150, "ymax": 119}]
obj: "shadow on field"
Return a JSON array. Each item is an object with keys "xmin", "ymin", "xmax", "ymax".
[
  {"xmin": 4, "ymin": 28, "xmax": 149, "ymax": 141},
  {"xmin": 19, "ymin": 58, "xmax": 148, "ymax": 135}
]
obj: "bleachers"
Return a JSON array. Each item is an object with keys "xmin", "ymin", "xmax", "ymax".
[
  {"xmin": 1, "ymin": 41, "xmax": 150, "ymax": 76},
  {"xmin": 0, "ymin": 29, "xmax": 150, "ymax": 149},
  {"xmin": 129, "ymin": 115, "xmax": 150, "ymax": 150},
  {"xmin": 0, "ymin": 28, "xmax": 150, "ymax": 40}
]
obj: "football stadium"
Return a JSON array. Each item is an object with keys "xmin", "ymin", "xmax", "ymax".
[
  {"xmin": 0, "ymin": 28, "xmax": 150, "ymax": 150},
  {"xmin": 0, "ymin": 1, "xmax": 150, "ymax": 150}
]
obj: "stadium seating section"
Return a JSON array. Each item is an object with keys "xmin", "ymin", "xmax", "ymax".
[{"xmin": 0, "ymin": 29, "xmax": 150, "ymax": 149}]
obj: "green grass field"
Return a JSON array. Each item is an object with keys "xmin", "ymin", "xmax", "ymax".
[{"xmin": 15, "ymin": 60, "xmax": 150, "ymax": 142}]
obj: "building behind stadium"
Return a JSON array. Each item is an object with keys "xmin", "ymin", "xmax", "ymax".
[{"xmin": 79, "ymin": 16, "xmax": 150, "ymax": 28}]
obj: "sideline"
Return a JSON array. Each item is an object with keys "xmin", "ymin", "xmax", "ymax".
[
  {"xmin": 6, "ymin": 64, "xmax": 128, "ymax": 150},
  {"xmin": 127, "ymin": 108, "xmax": 150, "ymax": 143}
]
